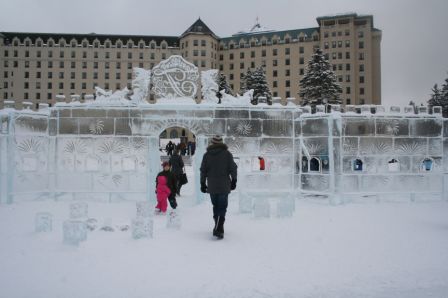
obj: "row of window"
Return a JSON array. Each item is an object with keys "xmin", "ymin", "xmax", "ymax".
[
  {"xmin": 3, "ymin": 60, "xmax": 157, "ymax": 69},
  {"xmin": 323, "ymin": 30, "xmax": 365, "ymax": 38},
  {"xmin": 332, "ymin": 63, "xmax": 365, "ymax": 72},
  {"xmin": 6, "ymin": 38, "xmax": 171, "ymax": 49},
  {"xmin": 181, "ymin": 40, "xmax": 218, "ymax": 50},
  {"xmin": 3, "ymin": 50, "xmax": 167, "ymax": 60},
  {"xmin": 220, "ymin": 35, "xmax": 319, "ymax": 50}
]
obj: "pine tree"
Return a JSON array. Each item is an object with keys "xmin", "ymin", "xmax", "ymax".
[
  {"xmin": 215, "ymin": 73, "xmax": 233, "ymax": 104},
  {"xmin": 428, "ymin": 83, "xmax": 448, "ymax": 117},
  {"xmin": 299, "ymin": 48, "xmax": 342, "ymax": 107},
  {"xmin": 250, "ymin": 67, "xmax": 272, "ymax": 105},
  {"xmin": 240, "ymin": 68, "xmax": 254, "ymax": 95}
]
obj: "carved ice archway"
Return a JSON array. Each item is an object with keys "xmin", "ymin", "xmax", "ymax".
[{"xmin": 149, "ymin": 118, "xmax": 212, "ymax": 138}]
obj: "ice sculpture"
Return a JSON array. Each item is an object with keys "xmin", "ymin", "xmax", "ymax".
[
  {"xmin": 136, "ymin": 201, "xmax": 153, "ymax": 218},
  {"xmin": 276, "ymin": 195, "xmax": 295, "ymax": 217},
  {"xmin": 166, "ymin": 210, "xmax": 181, "ymax": 229},
  {"xmin": 93, "ymin": 87, "xmax": 132, "ymax": 105},
  {"xmin": 239, "ymin": 192, "xmax": 253, "ymax": 213},
  {"xmin": 63, "ymin": 220, "xmax": 87, "ymax": 245},
  {"xmin": 220, "ymin": 89, "xmax": 253, "ymax": 105},
  {"xmin": 130, "ymin": 68, "xmax": 151, "ymax": 104},
  {"xmin": 152, "ymin": 55, "xmax": 199, "ymax": 99},
  {"xmin": 132, "ymin": 217, "xmax": 153, "ymax": 239},
  {"xmin": 201, "ymin": 69, "xmax": 219, "ymax": 103},
  {"xmin": 70, "ymin": 202, "xmax": 88, "ymax": 219},
  {"xmin": 35, "ymin": 212, "xmax": 52, "ymax": 232}
]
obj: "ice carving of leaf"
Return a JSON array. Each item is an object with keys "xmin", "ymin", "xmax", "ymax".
[
  {"xmin": 385, "ymin": 120, "xmax": 400, "ymax": 135},
  {"xmin": 17, "ymin": 138, "xmax": 42, "ymax": 153},
  {"xmin": 228, "ymin": 142, "xmax": 244, "ymax": 155},
  {"xmin": 374, "ymin": 141, "xmax": 392, "ymax": 153},
  {"xmin": 235, "ymin": 121, "xmax": 252, "ymax": 136},
  {"xmin": 154, "ymin": 119, "xmax": 210, "ymax": 136},
  {"xmin": 64, "ymin": 139, "xmax": 87, "ymax": 154},
  {"xmin": 306, "ymin": 142, "xmax": 323, "ymax": 155},
  {"xmin": 99, "ymin": 139, "xmax": 125, "ymax": 154},
  {"xmin": 397, "ymin": 141, "xmax": 424, "ymax": 154},
  {"xmin": 89, "ymin": 120, "xmax": 104, "ymax": 134}
]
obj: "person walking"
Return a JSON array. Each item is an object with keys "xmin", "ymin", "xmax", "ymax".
[
  {"xmin": 155, "ymin": 175, "xmax": 170, "ymax": 213},
  {"xmin": 169, "ymin": 148, "xmax": 185, "ymax": 196},
  {"xmin": 200, "ymin": 135, "xmax": 237, "ymax": 239},
  {"xmin": 156, "ymin": 161, "xmax": 178, "ymax": 209}
]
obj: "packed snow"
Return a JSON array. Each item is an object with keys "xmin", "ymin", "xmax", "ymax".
[{"xmin": 0, "ymin": 166, "xmax": 448, "ymax": 298}]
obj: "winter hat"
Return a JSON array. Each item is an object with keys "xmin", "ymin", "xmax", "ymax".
[
  {"xmin": 162, "ymin": 161, "xmax": 170, "ymax": 167},
  {"xmin": 211, "ymin": 135, "xmax": 223, "ymax": 144}
]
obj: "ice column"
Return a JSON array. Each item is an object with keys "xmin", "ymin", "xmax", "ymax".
[
  {"xmin": 132, "ymin": 217, "xmax": 153, "ymax": 239},
  {"xmin": 63, "ymin": 220, "xmax": 87, "ymax": 245},
  {"xmin": 193, "ymin": 135, "xmax": 208, "ymax": 204},
  {"xmin": 70, "ymin": 202, "xmax": 88, "ymax": 219},
  {"xmin": 147, "ymin": 136, "xmax": 160, "ymax": 203},
  {"xmin": 136, "ymin": 201, "xmax": 154, "ymax": 218}
]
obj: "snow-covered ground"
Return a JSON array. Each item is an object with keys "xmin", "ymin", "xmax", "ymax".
[{"xmin": 1, "ymin": 168, "xmax": 448, "ymax": 298}]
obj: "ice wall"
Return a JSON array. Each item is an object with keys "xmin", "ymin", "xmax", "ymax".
[{"xmin": 0, "ymin": 103, "xmax": 446, "ymax": 204}]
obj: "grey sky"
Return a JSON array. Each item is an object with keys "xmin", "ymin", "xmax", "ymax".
[{"xmin": 1, "ymin": 0, "xmax": 447, "ymax": 107}]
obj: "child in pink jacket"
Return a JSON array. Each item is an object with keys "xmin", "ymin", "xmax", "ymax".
[{"xmin": 155, "ymin": 175, "xmax": 171, "ymax": 213}]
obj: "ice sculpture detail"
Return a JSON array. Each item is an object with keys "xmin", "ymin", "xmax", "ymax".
[
  {"xmin": 152, "ymin": 55, "xmax": 199, "ymax": 99},
  {"xmin": 130, "ymin": 68, "xmax": 151, "ymax": 104},
  {"xmin": 201, "ymin": 69, "xmax": 219, "ymax": 103}
]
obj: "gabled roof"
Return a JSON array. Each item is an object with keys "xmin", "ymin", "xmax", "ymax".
[{"xmin": 181, "ymin": 18, "xmax": 217, "ymax": 38}]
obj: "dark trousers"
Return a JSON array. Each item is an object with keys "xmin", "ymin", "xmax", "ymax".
[{"xmin": 210, "ymin": 193, "xmax": 228, "ymax": 217}]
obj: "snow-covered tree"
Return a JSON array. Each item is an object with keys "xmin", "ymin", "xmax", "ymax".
[
  {"xmin": 241, "ymin": 67, "xmax": 272, "ymax": 105},
  {"xmin": 216, "ymin": 73, "xmax": 233, "ymax": 104},
  {"xmin": 428, "ymin": 83, "xmax": 448, "ymax": 117},
  {"xmin": 299, "ymin": 48, "xmax": 342, "ymax": 107}
]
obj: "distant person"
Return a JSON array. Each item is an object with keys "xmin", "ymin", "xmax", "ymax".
[
  {"xmin": 200, "ymin": 135, "xmax": 237, "ymax": 239},
  {"xmin": 155, "ymin": 175, "xmax": 171, "ymax": 214},
  {"xmin": 191, "ymin": 140, "xmax": 196, "ymax": 155},
  {"xmin": 169, "ymin": 148, "xmax": 185, "ymax": 196},
  {"xmin": 165, "ymin": 141, "xmax": 174, "ymax": 156},
  {"xmin": 156, "ymin": 161, "xmax": 177, "ymax": 209},
  {"xmin": 258, "ymin": 156, "xmax": 265, "ymax": 171}
]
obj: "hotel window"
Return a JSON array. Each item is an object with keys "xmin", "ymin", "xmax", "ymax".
[
  {"xmin": 59, "ymin": 61, "xmax": 64, "ymax": 68},
  {"xmin": 299, "ymin": 57, "xmax": 304, "ymax": 64},
  {"xmin": 333, "ymin": 64, "xmax": 337, "ymax": 71},
  {"xmin": 24, "ymin": 93, "xmax": 28, "ymax": 99},
  {"xmin": 116, "ymin": 73, "xmax": 121, "ymax": 79},
  {"xmin": 359, "ymin": 41, "xmax": 364, "ymax": 49},
  {"xmin": 324, "ymin": 42, "xmax": 329, "ymax": 49},
  {"xmin": 150, "ymin": 43, "xmax": 155, "ymax": 49},
  {"xmin": 70, "ymin": 82, "xmax": 75, "ymax": 89},
  {"xmin": 127, "ymin": 73, "xmax": 132, "ymax": 80},
  {"xmin": 324, "ymin": 32, "xmax": 329, "ymax": 38},
  {"xmin": 116, "ymin": 52, "xmax": 121, "ymax": 59},
  {"xmin": 201, "ymin": 61, "xmax": 206, "ymax": 67},
  {"xmin": 194, "ymin": 40, "xmax": 198, "ymax": 46},
  {"xmin": 105, "ymin": 73, "xmax": 109, "ymax": 80},
  {"xmin": 71, "ymin": 51, "xmax": 75, "ymax": 58},
  {"xmin": 201, "ymin": 40, "xmax": 206, "ymax": 46},
  {"xmin": 273, "ymin": 49, "xmax": 277, "ymax": 56},
  {"xmin": 285, "ymin": 69, "xmax": 290, "ymax": 76},
  {"xmin": 105, "ymin": 62, "xmax": 110, "ymax": 69},
  {"xmin": 82, "ymin": 83, "xmax": 86, "ymax": 89},
  {"xmin": 332, "ymin": 52, "xmax": 337, "ymax": 59},
  {"xmin": 59, "ymin": 72, "xmax": 64, "ymax": 79},
  {"xmin": 128, "ymin": 63, "xmax": 132, "ymax": 69},
  {"xmin": 24, "ymin": 61, "xmax": 29, "ymax": 68},
  {"xmin": 48, "ymin": 72, "xmax": 52, "ymax": 79},
  {"xmin": 69, "ymin": 61, "xmax": 75, "ymax": 68},
  {"xmin": 36, "ymin": 61, "xmax": 41, "ymax": 68},
  {"xmin": 346, "ymin": 87, "xmax": 351, "ymax": 94},
  {"xmin": 359, "ymin": 64, "xmax": 365, "ymax": 72},
  {"xmin": 273, "ymin": 60, "xmax": 278, "ymax": 67},
  {"xmin": 94, "ymin": 52, "xmax": 98, "ymax": 58},
  {"xmin": 94, "ymin": 62, "xmax": 98, "ymax": 69},
  {"xmin": 105, "ymin": 83, "xmax": 109, "ymax": 89},
  {"xmin": 346, "ymin": 98, "xmax": 351, "ymax": 104},
  {"xmin": 286, "ymin": 91, "xmax": 290, "ymax": 98},
  {"xmin": 24, "ymin": 72, "xmax": 29, "ymax": 78},
  {"xmin": 299, "ymin": 47, "xmax": 304, "ymax": 54},
  {"xmin": 93, "ymin": 72, "xmax": 98, "ymax": 79},
  {"xmin": 251, "ymin": 51, "xmax": 255, "ymax": 58},
  {"xmin": 240, "ymin": 62, "xmax": 244, "ymax": 69},
  {"xmin": 82, "ymin": 72, "xmax": 87, "ymax": 79},
  {"xmin": 338, "ymin": 52, "xmax": 342, "ymax": 59},
  {"xmin": 150, "ymin": 53, "xmax": 155, "ymax": 59},
  {"xmin": 338, "ymin": 41, "xmax": 342, "ymax": 48},
  {"xmin": 36, "ymin": 72, "xmax": 41, "ymax": 78},
  {"xmin": 139, "ymin": 52, "xmax": 143, "ymax": 59},
  {"xmin": 14, "ymin": 50, "xmax": 18, "ymax": 57},
  {"xmin": 219, "ymin": 64, "xmax": 223, "ymax": 71},
  {"xmin": 128, "ymin": 52, "xmax": 132, "ymax": 59},
  {"xmin": 47, "ymin": 93, "xmax": 52, "ymax": 100},
  {"xmin": 285, "ymin": 59, "xmax": 290, "ymax": 65},
  {"xmin": 230, "ymin": 63, "xmax": 234, "ymax": 70},
  {"xmin": 59, "ymin": 51, "xmax": 64, "ymax": 58},
  {"xmin": 345, "ymin": 30, "xmax": 350, "ymax": 36},
  {"xmin": 139, "ymin": 62, "xmax": 143, "ymax": 67},
  {"xmin": 360, "ymin": 76, "xmax": 365, "ymax": 84},
  {"xmin": 358, "ymin": 31, "xmax": 364, "ymax": 38},
  {"xmin": 273, "ymin": 81, "xmax": 277, "ymax": 88},
  {"xmin": 240, "ymin": 52, "xmax": 244, "ymax": 59},
  {"xmin": 162, "ymin": 53, "xmax": 166, "ymax": 59},
  {"xmin": 219, "ymin": 54, "xmax": 223, "ymax": 60},
  {"xmin": 346, "ymin": 52, "xmax": 350, "ymax": 59},
  {"xmin": 250, "ymin": 61, "xmax": 255, "ymax": 68},
  {"xmin": 285, "ymin": 48, "xmax": 290, "ymax": 55},
  {"xmin": 345, "ymin": 40, "xmax": 350, "ymax": 47},
  {"xmin": 360, "ymin": 88, "xmax": 365, "ymax": 95},
  {"xmin": 116, "ymin": 62, "xmax": 121, "ymax": 69},
  {"xmin": 229, "ymin": 74, "xmax": 234, "ymax": 80},
  {"xmin": 273, "ymin": 70, "xmax": 277, "ymax": 77},
  {"xmin": 346, "ymin": 75, "xmax": 351, "ymax": 82},
  {"xmin": 201, "ymin": 50, "xmax": 206, "ymax": 57},
  {"xmin": 359, "ymin": 53, "xmax": 365, "ymax": 60},
  {"xmin": 262, "ymin": 50, "xmax": 266, "ymax": 57},
  {"xmin": 338, "ymin": 64, "xmax": 343, "ymax": 71},
  {"xmin": 360, "ymin": 98, "xmax": 365, "ymax": 104},
  {"xmin": 299, "ymin": 68, "xmax": 304, "ymax": 75},
  {"xmin": 59, "ymin": 82, "xmax": 64, "ymax": 89},
  {"xmin": 338, "ymin": 75, "xmax": 343, "ymax": 82},
  {"xmin": 286, "ymin": 80, "xmax": 290, "ymax": 87},
  {"xmin": 332, "ymin": 41, "xmax": 336, "ymax": 48},
  {"xmin": 82, "ymin": 62, "xmax": 87, "ymax": 69},
  {"xmin": 240, "ymin": 73, "xmax": 244, "ymax": 79},
  {"xmin": 83, "ymin": 51, "xmax": 87, "ymax": 58},
  {"xmin": 70, "ymin": 72, "xmax": 75, "ymax": 79},
  {"xmin": 36, "ymin": 82, "xmax": 41, "ymax": 90},
  {"xmin": 346, "ymin": 63, "xmax": 351, "ymax": 71},
  {"xmin": 229, "ymin": 53, "xmax": 234, "ymax": 60}
]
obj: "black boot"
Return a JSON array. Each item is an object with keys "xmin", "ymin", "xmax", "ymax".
[
  {"xmin": 216, "ymin": 216, "xmax": 225, "ymax": 239},
  {"xmin": 213, "ymin": 216, "xmax": 218, "ymax": 237}
]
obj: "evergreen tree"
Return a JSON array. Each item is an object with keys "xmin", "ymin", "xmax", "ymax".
[
  {"xmin": 251, "ymin": 67, "xmax": 272, "ymax": 105},
  {"xmin": 240, "ymin": 68, "xmax": 254, "ymax": 95},
  {"xmin": 428, "ymin": 83, "xmax": 448, "ymax": 117},
  {"xmin": 299, "ymin": 48, "xmax": 342, "ymax": 107},
  {"xmin": 215, "ymin": 73, "xmax": 233, "ymax": 104}
]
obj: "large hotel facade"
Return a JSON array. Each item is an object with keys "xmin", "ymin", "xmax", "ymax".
[{"xmin": 0, "ymin": 13, "xmax": 381, "ymax": 109}]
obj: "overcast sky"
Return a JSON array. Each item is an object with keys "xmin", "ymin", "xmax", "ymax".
[{"xmin": 1, "ymin": 0, "xmax": 447, "ymax": 106}]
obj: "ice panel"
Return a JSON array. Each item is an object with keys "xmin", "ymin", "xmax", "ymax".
[
  {"xmin": 250, "ymin": 110, "xmax": 293, "ymax": 120},
  {"xmin": 302, "ymin": 118, "xmax": 329, "ymax": 136},
  {"xmin": 141, "ymin": 109, "xmax": 177, "ymax": 119},
  {"xmin": 55, "ymin": 172, "xmax": 93, "ymax": 192},
  {"xmin": 114, "ymin": 118, "xmax": 133, "ymax": 135},
  {"xmin": 132, "ymin": 217, "xmax": 153, "ymax": 239},
  {"xmin": 294, "ymin": 121, "xmax": 301, "ymax": 137},
  {"xmin": 215, "ymin": 109, "xmax": 249, "ymax": 119},
  {"xmin": 394, "ymin": 138, "xmax": 427, "ymax": 155},
  {"xmin": 359, "ymin": 138, "xmax": 393, "ymax": 155},
  {"xmin": 375, "ymin": 118, "xmax": 409, "ymax": 136},
  {"xmin": 444, "ymin": 120, "xmax": 448, "ymax": 137},
  {"xmin": 79, "ymin": 118, "xmax": 114, "ymax": 135},
  {"xmin": 63, "ymin": 220, "xmax": 87, "ymax": 245},
  {"xmin": 93, "ymin": 173, "xmax": 129, "ymax": 192},
  {"xmin": 239, "ymin": 192, "xmax": 253, "ymax": 213},
  {"xmin": 341, "ymin": 175, "xmax": 359, "ymax": 193},
  {"xmin": 393, "ymin": 175, "xmax": 428, "ymax": 192},
  {"xmin": 262, "ymin": 120, "xmax": 293, "ymax": 137},
  {"xmin": 360, "ymin": 175, "xmax": 394, "ymax": 192},
  {"xmin": 59, "ymin": 118, "xmax": 79, "ymax": 135},
  {"xmin": 243, "ymin": 173, "xmax": 293, "ymax": 190},
  {"xmin": 226, "ymin": 137, "xmax": 260, "ymax": 156},
  {"xmin": 106, "ymin": 109, "xmax": 129, "ymax": 118},
  {"xmin": 260, "ymin": 138, "xmax": 293, "ymax": 155},
  {"xmin": 49, "ymin": 118, "xmax": 57, "ymax": 136},
  {"xmin": 411, "ymin": 156, "xmax": 442, "ymax": 173},
  {"xmin": 264, "ymin": 156, "xmax": 294, "ymax": 173},
  {"xmin": 13, "ymin": 173, "xmax": 49, "ymax": 192},
  {"xmin": 342, "ymin": 118, "xmax": 375, "ymax": 136},
  {"xmin": 193, "ymin": 109, "xmax": 214, "ymax": 119},
  {"xmin": 301, "ymin": 174, "xmax": 330, "ymax": 192},
  {"xmin": 410, "ymin": 119, "xmax": 442, "ymax": 137},
  {"xmin": 35, "ymin": 212, "xmax": 52, "ymax": 232},
  {"xmin": 253, "ymin": 197, "xmax": 270, "ymax": 218},
  {"xmin": 70, "ymin": 202, "xmax": 88, "ymax": 219},
  {"xmin": 227, "ymin": 119, "xmax": 262, "ymax": 137},
  {"xmin": 428, "ymin": 138, "xmax": 443, "ymax": 156},
  {"xmin": 58, "ymin": 108, "xmax": 72, "ymax": 118},
  {"xmin": 166, "ymin": 210, "xmax": 181, "ymax": 229},
  {"xmin": 129, "ymin": 173, "xmax": 148, "ymax": 192},
  {"xmin": 13, "ymin": 115, "xmax": 48, "ymax": 135},
  {"xmin": 342, "ymin": 137, "xmax": 359, "ymax": 154}
]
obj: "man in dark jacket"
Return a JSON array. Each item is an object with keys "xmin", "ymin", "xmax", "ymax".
[
  {"xmin": 169, "ymin": 149, "xmax": 185, "ymax": 196},
  {"xmin": 200, "ymin": 135, "xmax": 238, "ymax": 239},
  {"xmin": 156, "ymin": 161, "xmax": 178, "ymax": 209}
]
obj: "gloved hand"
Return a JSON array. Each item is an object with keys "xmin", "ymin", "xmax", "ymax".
[
  {"xmin": 200, "ymin": 183, "xmax": 207, "ymax": 193},
  {"xmin": 230, "ymin": 179, "xmax": 237, "ymax": 190}
]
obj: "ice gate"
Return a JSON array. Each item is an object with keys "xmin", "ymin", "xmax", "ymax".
[{"xmin": 1, "ymin": 56, "xmax": 447, "ymax": 205}]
